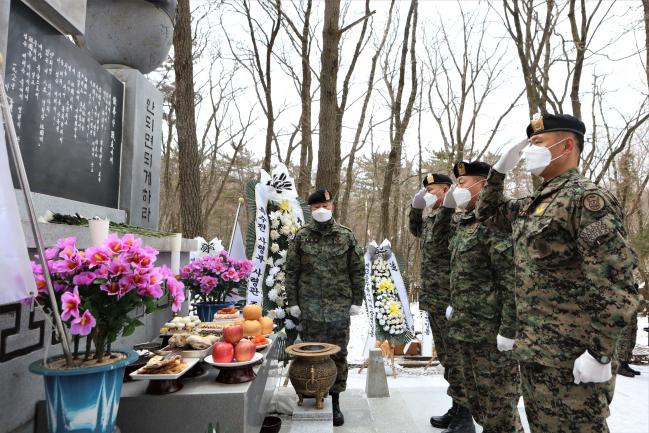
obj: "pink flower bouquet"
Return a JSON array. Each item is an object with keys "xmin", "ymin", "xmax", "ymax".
[
  {"xmin": 29, "ymin": 234, "xmax": 185, "ymax": 362},
  {"xmin": 180, "ymin": 251, "xmax": 253, "ymax": 304}
]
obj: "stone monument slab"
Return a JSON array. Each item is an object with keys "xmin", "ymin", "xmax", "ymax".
[{"xmin": 108, "ymin": 67, "xmax": 163, "ymax": 230}]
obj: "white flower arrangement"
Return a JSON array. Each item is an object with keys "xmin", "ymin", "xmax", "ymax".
[
  {"xmin": 261, "ymin": 198, "xmax": 304, "ymax": 342},
  {"xmin": 371, "ymin": 255, "xmax": 407, "ymax": 338}
]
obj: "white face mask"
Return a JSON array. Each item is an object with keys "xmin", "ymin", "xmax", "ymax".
[
  {"xmin": 452, "ymin": 188, "xmax": 472, "ymax": 210},
  {"xmin": 424, "ymin": 192, "xmax": 438, "ymax": 208},
  {"xmin": 312, "ymin": 208, "xmax": 332, "ymax": 223},
  {"xmin": 523, "ymin": 138, "xmax": 567, "ymax": 176},
  {"xmin": 453, "ymin": 180, "xmax": 485, "ymax": 210}
]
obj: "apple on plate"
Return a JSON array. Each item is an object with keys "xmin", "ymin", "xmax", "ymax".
[
  {"xmin": 234, "ymin": 339, "xmax": 256, "ymax": 362},
  {"xmin": 223, "ymin": 325, "xmax": 243, "ymax": 345},
  {"xmin": 212, "ymin": 342, "xmax": 234, "ymax": 363}
]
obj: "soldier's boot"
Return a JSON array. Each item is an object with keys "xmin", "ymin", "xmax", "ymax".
[
  {"xmin": 331, "ymin": 392, "xmax": 344, "ymax": 427},
  {"xmin": 440, "ymin": 405, "xmax": 475, "ymax": 433},
  {"xmin": 617, "ymin": 362, "xmax": 637, "ymax": 378},
  {"xmin": 430, "ymin": 401, "xmax": 459, "ymax": 428}
]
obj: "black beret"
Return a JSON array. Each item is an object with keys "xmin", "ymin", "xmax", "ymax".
[
  {"xmin": 307, "ymin": 189, "xmax": 332, "ymax": 205},
  {"xmin": 526, "ymin": 112, "xmax": 585, "ymax": 138},
  {"xmin": 422, "ymin": 173, "xmax": 453, "ymax": 187},
  {"xmin": 453, "ymin": 161, "xmax": 491, "ymax": 178}
]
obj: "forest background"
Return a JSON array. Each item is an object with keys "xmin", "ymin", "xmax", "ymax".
[{"xmin": 156, "ymin": 0, "xmax": 649, "ymax": 295}]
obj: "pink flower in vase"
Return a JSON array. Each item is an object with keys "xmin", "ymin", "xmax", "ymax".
[
  {"xmin": 61, "ymin": 288, "xmax": 81, "ymax": 321},
  {"xmin": 100, "ymin": 280, "xmax": 121, "ymax": 297},
  {"xmin": 55, "ymin": 237, "xmax": 76, "ymax": 250},
  {"xmin": 104, "ymin": 234, "xmax": 125, "ymax": 254},
  {"xmin": 108, "ymin": 257, "xmax": 129, "ymax": 276},
  {"xmin": 85, "ymin": 246, "xmax": 113, "ymax": 267},
  {"xmin": 166, "ymin": 277, "xmax": 185, "ymax": 312},
  {"xmin": 44, "ymin": 247, "xmax": 60, "ymax": 260},
  {"xmin": 120, "ymin": 234, "xmax": 142, "ymax": 251},
  {"xmin": 73, "ymin": 271, "xmax": 97, "ymax": 287},
  {"xmin": 137, "ymin": 269, "xmax": 164, "ymax": 299},
  {"xmin": 71, "ymin": 310, "xmax": 96, "ymax": 336},
  {"xmin": 199, "ymin": 275, "xmax": 217, "ymax": 292},
  {"xmin": 225, "ymin": 267, "xmax": 239, "ymax": 282}
]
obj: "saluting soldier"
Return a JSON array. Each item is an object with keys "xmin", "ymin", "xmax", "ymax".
[
  {"xmin": 440, "ymin": 161, "xmax": 522, "ymax": 433},
  {"xmin": 285, "ymin": 189, "xmax": 365, "ymax": 427},
  {"xmin": 476, "ymin": 113, "xmax": 640, "ymax": 433},
  {"xmin": 409, "ymin": 173, "xmax": 470, "ymax": 430}
]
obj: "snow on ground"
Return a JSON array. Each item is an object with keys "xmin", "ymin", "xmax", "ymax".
[{"xmin": 342, "ymin": 308, "xmax": 649, "ymax": 433}]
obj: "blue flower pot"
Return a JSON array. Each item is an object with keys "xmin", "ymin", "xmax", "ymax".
[
  {"xmin": 193, "ymin": 302, "xmax": 233, "ymax": 322},
  {"xmin": 29, "ymin": 350, "xmax": 138, "ymax": 433}
]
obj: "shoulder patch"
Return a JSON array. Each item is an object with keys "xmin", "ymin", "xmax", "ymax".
[
  {"xmin": 583, "ymin": 193, "xmax": 605, "ymax": 212},
  {"xmin": 579, "ymin": 219, "xmax": 611, "ymax": 245}
]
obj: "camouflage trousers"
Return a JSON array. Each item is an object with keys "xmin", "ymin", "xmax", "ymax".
[
  {"xmin": 300, "ymin": 318, "xmax": 350, "ymax": 393},
  {"xmin": 457, "ymin": 339, "xmax": 523, "ymax": 433},
  {"xmin": 520, "ymin": 362, "xmax": 616, "ymax": 433},
  {"xmin": 428, "ymin": 308, "xmax": 468, "ymax": 406},
  {"xmin": 617, "ymin": 311, "xmax": 638, "ymax": 362}
]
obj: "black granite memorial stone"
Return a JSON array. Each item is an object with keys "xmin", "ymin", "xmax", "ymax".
[{"xmin": 5, "ymin": 0, "xmax": 124, "ymax": 208}]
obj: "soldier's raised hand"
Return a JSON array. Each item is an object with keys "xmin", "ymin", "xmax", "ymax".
[
  {"xmin": 493, "ymin": 139, "xmax": 528, "ymax": 174},
  {"xmin": 412, "ymin": 188, "xmax": 427, "ymax": 209},
  {"xmin": 442, "ymin": 185, "xmax": 458, "ymax": 209},
  {"xmin": 572, "ymin": 350, "xmax": 612, "ymax": 384}
]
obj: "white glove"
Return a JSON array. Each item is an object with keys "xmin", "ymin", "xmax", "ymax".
[
  {"xmin": 288, "ymin": 305, "xmax": 301, "ymax": 318},
  {"xmin": 572, "ymin": 350, "xmax": 612, "ymax": 384},
  {"xmin": 411, "ymin": 188, "xmax": 427, "ymax": 209},
  {"xmin": 493, "ymin": 139, "xmax": 528, "ymax": 173},
  {"xmin": 445, "ymin": 305, "xmax": 453, "ymax": 320},
  {"xmin": 496, "ymin": 334, "xmax": 515, "ymax": 352},
  {"xmin": 350, "ymin": 305, "xmax": 362, "ymax": 315},
  {"xmin": 442, "ymin": 185, "xmax": 457, "ymax": 209}
]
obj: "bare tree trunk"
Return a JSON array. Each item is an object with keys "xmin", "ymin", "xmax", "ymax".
[
  {"xmin": 379, "ymin": 0, "xmax": 418, "ymax": 240},
  {"xmin": 297, "ymin": 0, "xmax": 313, "ymax": 197},
  {"xmin": 316, "ymin": 0, "xmax": 342, "ymax": 196},
  {"xmin": 173, "ymin": 0, "xmax": 203, "ymax": 237},
  {"xmin": 644, "ymin": 0, "xmax": 649, "ymax": 89}
]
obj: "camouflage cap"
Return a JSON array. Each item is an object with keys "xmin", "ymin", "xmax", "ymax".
[
  {"xmin": 422, "ymin": 173, "xmax": 453, "ymax": 187},
  {"xmin": 307, "ymin": 189, "xmax": 332, "ymax": 205},
  {"xmin": 453, "ymin": 161, "xmax": 491, "ymax": 178}
]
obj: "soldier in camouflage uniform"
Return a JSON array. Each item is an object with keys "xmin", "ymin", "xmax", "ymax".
[
  {"xmin": 408, "ymin": 173, "xmax": 470, "ymax": 429},
  {"xmin": 441, "ymin": 161, "xmax": 522, "ymax": 433},
  {"xmin": 476, "ymin": 113, "xmax": 640, "ymax": 433},
  {"xmin": 285, "ymin": 189, "xmax": 365, "ymax": 427}
]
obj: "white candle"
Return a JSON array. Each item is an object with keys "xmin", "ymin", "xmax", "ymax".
[
  {"xmin": 88, "ymin": 219, "xmax": 110, "ymax": 246},
  {"xmin": 170, "ymin": 233, "xmax": 181, "ymax": 275}
]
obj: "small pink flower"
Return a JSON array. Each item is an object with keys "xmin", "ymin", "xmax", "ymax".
[
  {"xmin": 44, "ymin": 247, "xmax": 60, "ymax": 260},
  {"xmin": 121, "ymin": 234, "xmax": 142, "ymax": 251},
  {"xmin": 70, "ymin": 310, "xmax": 95, "ymax": 336},
  {"xmin": 61, "ymin": 288, "xmax": 81, "ymax": 321},
  {"xmin": 225, "ymin": 267, "xmax": 239, "ymax": 282},
  {"xmin": 73, "ymin": 271, "xmax": 97, "ymax": 286},
  {"xmin": 108, "ymin": 258, "xmax": 128, "ymax": 276},
  {"xmin": 104, "ymin": 234, "xmax": 125, "ymax": 254},
  {"xmin": 55, "ymin": 237, "xmax": 76, "ymax": 250},
  {"xmin": 100, "ymin": 280, "xmax": 121, "ymax": 296},
  {"xmin": 85, "ymin": 246, "xmax": 113, "ymax": 267}
]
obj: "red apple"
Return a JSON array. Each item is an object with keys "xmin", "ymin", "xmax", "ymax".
[
  {"xmin": 212, "ymin": 342, "xmax": 234, "ymax": 363},
  {"xmin": 223, "ymin": 325, "xmax": 243, "ymax": 345},
  {"xmin": 234, "ymin": 339, "xmax": 256, "ymax": 362}
]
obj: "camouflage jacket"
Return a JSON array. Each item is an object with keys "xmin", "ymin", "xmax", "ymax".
[
  {"xmin": 445, "ymin": 210, "xmax": 517, "ymax": 344},
  {"xmin": 476, "ymin": 168, "xmax": 640, "ymax": 368},
  {"xmin": 285, "ymin": 219, "xmax": 365, "ymax": 321},
  {"xmin": 409, "ymin": 206, "xmax": 454, "ymax": 311}
]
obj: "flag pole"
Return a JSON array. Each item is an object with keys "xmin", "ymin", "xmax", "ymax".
[
  {"xmin": 228, "ymin": 197, "xmax": 244, "ymax": 253},
  {"xmin": 0, "ymin": 54, "xmax": 73, "ymax": 365}
]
